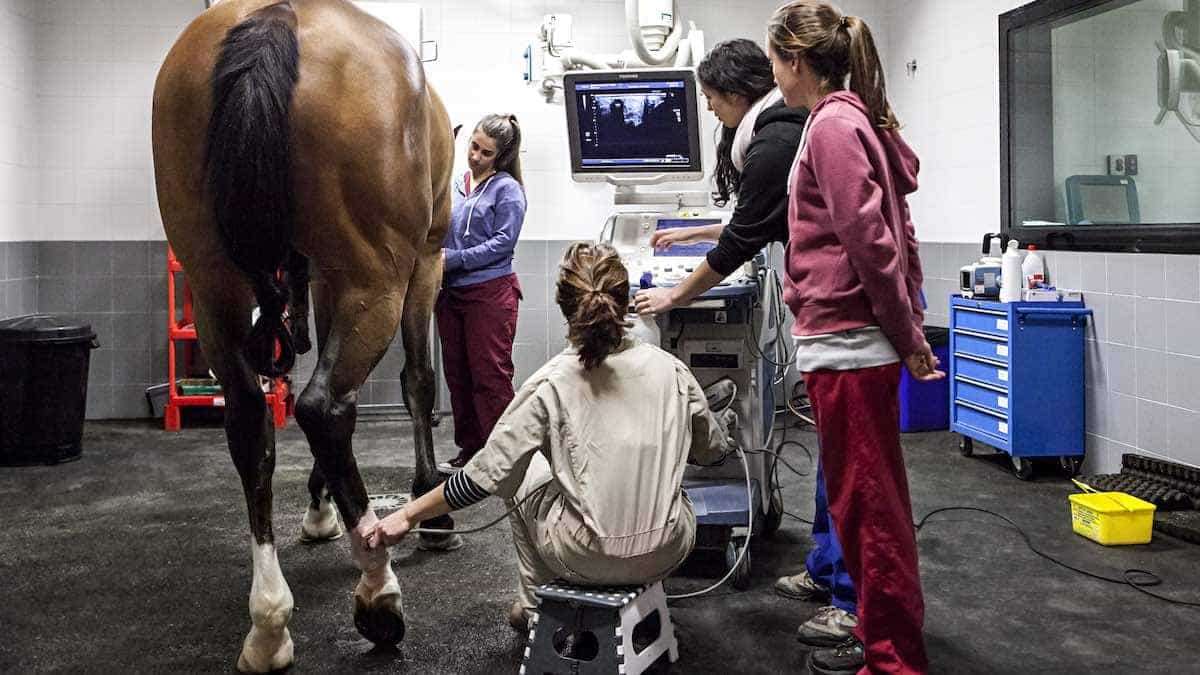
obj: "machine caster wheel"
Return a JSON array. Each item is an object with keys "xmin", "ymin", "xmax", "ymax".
[
  {"xmin": 1012, "ymin": 456, "xmax": 1035, "ymax": 481},
  {"xmin": 1059, "ymin": 456, "xmax": 1082, "ymax": 477},
  {"xmin": 727, "ymin": 539, "xmax": 751, "ymax": 590},
  {"xmin": 959, "ymin": 436, "xmax": 974, "ymax": 457},
  {"xmin": 763, "ymin": 490, "xmax": 784, "ymax": 538}
]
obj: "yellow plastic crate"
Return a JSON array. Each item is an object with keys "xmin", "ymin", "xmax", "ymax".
[{"xmin": 1068, "ymin": 491, "xmax": 1156, "ymax": 546}]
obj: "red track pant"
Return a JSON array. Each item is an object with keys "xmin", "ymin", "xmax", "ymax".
[
  {"xmin": 436, "ymin": 273, "xmax": 521, "ymax": 456},
  {"xmin": 804, "ymin": 363, "xmax": 928, "ymax": 675}
]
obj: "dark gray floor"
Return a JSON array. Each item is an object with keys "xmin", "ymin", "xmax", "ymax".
[{"xmin": 1, "ymin": 415, "xmax": 1198, "ymax": 674}]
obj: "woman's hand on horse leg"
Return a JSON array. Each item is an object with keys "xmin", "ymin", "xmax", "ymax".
[{"xmin": 367, "ymin": 508, "xmax": 413, "ymax": 549}]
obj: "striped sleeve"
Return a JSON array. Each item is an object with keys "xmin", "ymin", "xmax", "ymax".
[{"xmin": 444, "ymin": 470, "xmax": 491, "ymax": 511}]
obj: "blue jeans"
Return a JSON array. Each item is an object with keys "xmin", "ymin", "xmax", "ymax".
[{"xmin": 805, "ymin": 457, "xmax": 858, "ymax": 614}]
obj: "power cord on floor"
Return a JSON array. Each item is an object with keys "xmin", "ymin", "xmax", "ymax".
[{"xmin": 915, "ymin": 506, "xmax": 1200, "ymax": 608}]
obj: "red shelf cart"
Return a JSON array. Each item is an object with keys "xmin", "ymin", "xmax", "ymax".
[{"xmin": 165, "ymin": 246, "xmax": 291, "ymax": 431}]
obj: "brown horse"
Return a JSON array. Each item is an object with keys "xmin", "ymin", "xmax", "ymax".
[{"xmin": 152, "ymin": 0, "xmax": 455, "ymax": 670}]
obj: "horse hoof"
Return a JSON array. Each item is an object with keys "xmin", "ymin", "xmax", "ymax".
[
  {"xmin": 236, "ymin": 628, "xmax": 294, "ymax": 673},
  {"xmin": 299, "ymin": 502, "xmax": 343, "ymax": 543},
  {"xmin": 417, "ymin": 532, "xmax": 464, "ymax": 552},
  {"xmin": 354, "ymin": 591, "xmax": 406, "ymax": 646}
]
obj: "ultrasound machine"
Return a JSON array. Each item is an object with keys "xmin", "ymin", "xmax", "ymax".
[{"xmin": 563, "ymin": 69, "xmax": 788, "ymax": 588}]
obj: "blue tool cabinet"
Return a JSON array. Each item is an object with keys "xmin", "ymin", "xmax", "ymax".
[{"xmin": 949, "ymin": 295, "xmax": 1092, "ymax": 480}]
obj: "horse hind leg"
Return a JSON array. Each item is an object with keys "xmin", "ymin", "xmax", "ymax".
[
  {"xmin": 300, "ymin": 464, "xmax": 343, "ymax": 542},
  {"xmin": 294, "ymin": 279, "xmax": 408, "ymax": 646},
  {"xmin": 188, "ymin": 274, "xmax": 296, "ymax": 673},
  {"xmin": 401, "ymin": 244, "xmax": 462, "ymax": 552}
]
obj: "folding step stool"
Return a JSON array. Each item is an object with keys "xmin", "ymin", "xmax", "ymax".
[{"xmin": 521, "ymin": 581, "xmax": 678, "ymax": 675}]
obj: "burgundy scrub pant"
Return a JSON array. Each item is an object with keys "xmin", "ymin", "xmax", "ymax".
[
  {"xmin": 436, "ymin": 273, "xmax": 521, "ymax": 457},
  {"xmin": 803, "ymin": 363, "xmax": 928, "ymax": 675}
]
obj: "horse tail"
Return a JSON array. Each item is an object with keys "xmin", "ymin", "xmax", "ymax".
[{"xmin": 205, "ymin": 1, "xmax": 300, "ymax": 377}]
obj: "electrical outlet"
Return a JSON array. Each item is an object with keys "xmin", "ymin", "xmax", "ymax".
[{"xmin": 1107, "ymin": 154, "xmax": 1139, "ymax": 176}]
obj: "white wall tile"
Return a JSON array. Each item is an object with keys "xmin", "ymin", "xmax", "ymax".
[{"xmin": 1164, "ymin": 255, "xmax": 1200, "ymax": 302}]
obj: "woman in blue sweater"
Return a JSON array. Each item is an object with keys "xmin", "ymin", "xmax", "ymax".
[{"xmin": 437, "ymin": 114, "xmax": 527, "ymax": 473}]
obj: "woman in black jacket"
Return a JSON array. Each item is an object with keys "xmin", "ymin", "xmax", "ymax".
[
  {"xmin": 633, "ymin": 38, "xmax": 806, "ymax": 315},
  {"xmin": 633, "ymin": 39, "xmax": 863, "ymax": 654}
]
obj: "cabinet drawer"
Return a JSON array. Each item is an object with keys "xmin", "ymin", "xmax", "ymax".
[
  {"xmin": 954, "ymin": 377, "xmax": 1010, "ymax": 416},
  {"xmin": 954, "ymin": 402, "xmax": 1010, "ymax": 440},
  {"xmin": 953, "ymin": 308, "xmax": 1010, "ymax": 338},
  {"xmin": 954, "ymin": 331, "xmax": 1011, "ymax": 363},
  {"xmin": 954, "ymin": 355, "xmax": 1010, "ymax": 389}
]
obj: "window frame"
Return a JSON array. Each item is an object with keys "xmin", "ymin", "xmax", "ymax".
[{"xmin": 999, "ymin": 0, "xmax": 1200, "ymax": 253}]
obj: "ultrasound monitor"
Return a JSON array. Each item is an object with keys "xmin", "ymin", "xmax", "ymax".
[{"xmin": 564, "ymin": 69, "xmax": 704, "ymax": 183}]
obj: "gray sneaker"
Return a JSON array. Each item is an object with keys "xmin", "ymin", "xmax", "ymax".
[
  {"xmin": 773, "ymin": 569, "xmax": 830, "ymax": 601},
  {"xmin": 797, "ymin": 605, "xmax": 858, "ymax": 649}
]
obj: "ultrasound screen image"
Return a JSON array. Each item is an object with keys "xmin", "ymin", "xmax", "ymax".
[{"xmin": 574, "ymin": 80, "xmax": 692, "ymax": 167}]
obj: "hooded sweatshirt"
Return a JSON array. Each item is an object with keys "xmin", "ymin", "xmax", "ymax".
[
  {"xmin": 783, "ymin": 90, "xmax": 925, "ymax": 364},
  {"xmin": 705, "ymin": 100, "xmax": 809, "ymax": 277},
  {"xmin": 443, "ymin": 170, "xmax": 527, "ymax": 288}
]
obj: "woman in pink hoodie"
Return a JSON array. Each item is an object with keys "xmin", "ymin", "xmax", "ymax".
[{"xmin": 766, "ymin": 3, "xmax": 943, "ymax": 674}]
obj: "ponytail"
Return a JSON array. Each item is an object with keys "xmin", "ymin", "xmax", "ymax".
[
  {"xmin": 555, "ymin": 243, "xmax": 632, "ymax": 370},
  {"xmin": 767, "ymin": 1, "xmax": 899, "ymax": 129},
  {"xmin": 843, "ymin": 16, "xmax": 898, "ymax": 130}
]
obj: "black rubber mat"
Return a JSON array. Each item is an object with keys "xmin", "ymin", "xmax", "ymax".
[
  {"xmin": 1077, "ymin": 473, "xmax": 1196, "ymax": 511},
  {"xmin": 1154, "ymin": 511, "xmax": 1200, "ymax": 544}
]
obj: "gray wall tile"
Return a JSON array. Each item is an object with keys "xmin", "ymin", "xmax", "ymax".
[
  {"xmin": 0, "ymin": 243, "xmax": 8, "ymax": 280},
  {"xmin": 111, "ymin": 385, "xmax": 151, "ymax": 418},
  {"xmin": 513, "ymin": 341, "xmax": 547, "ymax": 389},
  {"xmin": 1167, "ymin": 354, "xmax": 1200, "ymax": 412},
  {"xmin": 76, "ymin": 242, "xmax": 113, "ymax": 277},
  {"xmin": 512, "ymin": 240, "xmax": 546, "ymax": 275},
  {"xmin": 1134, "ymin": 298, "xmax": 1165, "ymax": 351},
  {"xmin": 1107, "ymin": 254, "xmax": 1137, "ymax": 295},
  {"xmin": 1080, "ymin": 253, "xmax": 1107, "ymax": 293},
  {"xmin": 76, "ymin": 276, "xmax": 114, "ymax": 313},
  {"xmin": 112, "ymin": 276, "xmax": 148, "ymax": 312},
  {"xmin": 1082, "ymin": 433, "xmax": 1110, "ymax": 476},
  {"xmin": 1084, "ymin": 340, "xmax": 1108, "ymax": 391},
  {"xmin": 39, "ymin": 242, "xmax": 74, "ymax": 278},
  {"xmin": 85, "ymin": 384, "xmax": 113, "ymax": 420},
  {"xmin": 1135, "ymin": 348, "xmax": 1167, "ymax": 403},
  {"xmin": 371, "ymin": 379, "xmax": 404, "ymax": 406},
  {"xmin": 37, "ymin": 277, "xmax": 74, "ymax": 313},
  {"xmin": 515, "ymin": 308, "xmax": 547, "ymax": 346},
  {"xmin": 1083, "ymin": 293, "xmax": 1107, "ymax": 343},
  {"xmin": 1108, "ymin": 295, "xmax": 1136, "ymax": 345},
  {"xmin": 113, "ymin": 349, "xmax": 150, "ymax": 386},
  {"xmin": 1165, "ymin": 300, "xmax": 1200, "ymax": 357},
  {"xmin": 77, "ymin": 313, "xmax": 114, "ymax": 352},
  {"xmin": 88, "ymin": 349, "xmax": 113, "ymax": 387},
  {"xmin": 1050, "ymin": 252, "xmax": 1081, "ymax": 291},
  {"xmin": 1109, "ymin": 392, "xmax": 1137, "ymax": 446},
  {"xmin": 111, "ymin": 242, "xmax": 148, "ymax": 277},
  {"xmin": 1168, "ymin": 408, "xmax": 1200, "ymax": 467},
  {"xmin": 19, "ymin": 243, "xmax": 36, "ymax": 279},
  {"xmin": 150, "ymin": 242, "xmax": 167, "ymax": 276},
  {"xmin": 20, "ymin": 280, "xmax": 36, "ymax": 314},
  {"xmin": 1136, "ymin": 399, "xmax": 1171, "ymax": 456},
  {"xmin": 1085, "ymin": 387, "xmax": 1109, "ymax": 436},
  {"xmin": 518, "ymin": 273, "xmax": 548, "ymax": 311},
  {"xmin": 1108, "ymin": 344, "xmax": 1136, "ymax": 395},
  {"xmin": 1163, "ymin": 255, "xmax": 1199, "ymax": 302},
  {"xmin": 112, "ymin": 312, "xmax": 151, "ymax": 352},
  {"xmin": 1134, "ymin": 254, "xmax": 1165, "ymax": 299}
]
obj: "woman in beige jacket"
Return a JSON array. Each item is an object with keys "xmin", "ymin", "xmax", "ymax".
[{"xmin": 368, "ymin": 242, "xmax": 730, "ymax": 627}]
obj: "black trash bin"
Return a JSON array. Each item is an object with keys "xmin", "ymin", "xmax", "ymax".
[{"xmin": 0, "ymin": 315, "xmax": 99, "ymax": 465}]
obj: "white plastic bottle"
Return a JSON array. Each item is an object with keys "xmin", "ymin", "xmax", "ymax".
[
  {"xmin": 1000, "ymin": 240, "xmax": 1023, "ymax": 302},
  {"xmin": 1022, "ymin": 244, "xmax": 1045, "ymax": 289}
]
